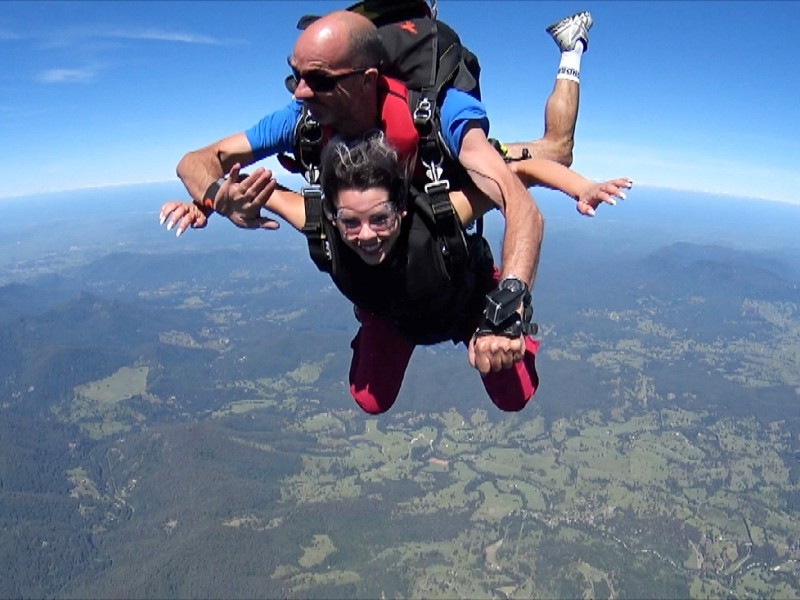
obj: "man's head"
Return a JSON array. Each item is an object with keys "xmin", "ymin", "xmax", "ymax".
[
  {"xmin": 289, "ymin": 11, "xmax": 386, "ymax": 137},
  {"xmin": 321, "ymin": 131, "xmax": 410, "ymax": 266}
]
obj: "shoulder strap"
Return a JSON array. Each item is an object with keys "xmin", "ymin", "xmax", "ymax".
[
  {"xmin": 294, "ymin": 2, "xmax": 482, "ymax": 188},
  {"xmin": 300, "ymin": 185, "xmax": 338, "ymax": 274},
  {"xmin": 411, "ymin": 181, "xmax": 469, "ymax": 276},
  {"xmin": 377, "ymin": 14, "xmax": 481, "ymax": 186},
  {"xmin": 278, "ymin": 104, "xmax": 328, "ymax": 185}
]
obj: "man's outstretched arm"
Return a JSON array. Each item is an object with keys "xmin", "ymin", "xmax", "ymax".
[
  {"xmin": 457, "ymin": 123, "xmax": 543, "ymax": 288},
  {"xmin": 160, "ymin": 178, "xmax": 307, "ymax": 237},
  {"xmin": 176, "ymin": 132, "xmax": 276, "ymax": 223},
  {"xmin": 456, "ymin": 124, "xmax": 544, "ymax": 375}
]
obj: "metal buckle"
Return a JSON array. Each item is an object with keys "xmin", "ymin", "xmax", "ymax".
[
  {"xmin": 301, "ymin": 185, "xmax": 322, "ymax": 201},
  {"xmin": 413, "ymin": 97, "xmax": 433, "ymax": 125},
  {"xmin": 424, "ymin": 179, "xmax": 450, "ymax": 195}
]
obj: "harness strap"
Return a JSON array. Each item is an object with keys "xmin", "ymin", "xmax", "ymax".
[
  {"xmin": 294, "ymin": 107, "xmax": 324, "ymax": 185},
  {"xmin": 300, "ymin": 185, "xmax": 333, "ymax": 273},
  {"xmin": 413, "ymin": 91, "xmax": 446, "ymax": 183},
  {"xmin": 421, "ymin": 181, "xmax": 468, "ymax": 274}
]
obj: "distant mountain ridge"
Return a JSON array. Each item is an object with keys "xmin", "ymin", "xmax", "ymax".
[{"xmin": 643, "ymin": 241, "xmax": 799, "ymax": 300}]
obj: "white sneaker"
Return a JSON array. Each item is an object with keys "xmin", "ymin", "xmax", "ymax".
[{"xmin": 546, "ymin": 11, "xmax": 593, "ymax": 52}]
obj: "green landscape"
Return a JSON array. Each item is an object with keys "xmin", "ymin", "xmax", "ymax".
[
  {"xmin": 2, "ymin": 186, "xmax": 800, "ymax": 598},
  {"xmin": 49, "ymin": 299, "xmax": 800, "ymax": 598}
]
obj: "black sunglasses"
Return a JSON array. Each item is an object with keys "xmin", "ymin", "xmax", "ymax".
[{"xmin": 285, "ymin": 62, "xmax": 369, "ymax": 94}]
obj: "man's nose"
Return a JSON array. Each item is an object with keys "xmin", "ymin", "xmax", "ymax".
[{"xmin": 293, "ymin": 78, "xmax": 313, "ymax": 99}]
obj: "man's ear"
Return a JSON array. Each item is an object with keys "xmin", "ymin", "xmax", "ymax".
[{"xmin": 362, "ymin": 67, "xmax": 380, "ymax": 89}]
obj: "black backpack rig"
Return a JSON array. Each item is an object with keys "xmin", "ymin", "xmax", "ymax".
[{"xmin": 284, "ymin": 0, "xmax": 488, "ymax": 283}]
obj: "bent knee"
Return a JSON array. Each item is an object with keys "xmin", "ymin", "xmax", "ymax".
[
  {"xmin": 491, "ymin": 397, "xmax": 531, "ymax": 412},
  {"xmin": 350, "ymin": 387, "xmax": 396, "ymax": 415}
]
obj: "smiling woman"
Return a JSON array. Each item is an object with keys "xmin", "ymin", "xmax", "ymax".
[
  {"xmin": 321, "ymin": 132, "xmax": 409, "ymax": 266},
  {"xmin": 289, "ymin": 130, "xmax": 540, "ymax": 415}
]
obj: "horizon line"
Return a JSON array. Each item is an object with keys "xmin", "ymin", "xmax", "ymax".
[{"xmin": 0, "ymin": 178, "xmax": 798, "ymax": 209}]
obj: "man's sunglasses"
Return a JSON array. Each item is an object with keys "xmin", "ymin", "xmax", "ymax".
[{"xmin": 285, "ymin": 62, "xmax": 369, "ymax": 94}]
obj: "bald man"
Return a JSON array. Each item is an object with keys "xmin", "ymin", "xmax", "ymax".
[
  {"xmin": 173, "ymin": 9, "xmax": 542, "ymax": 305},
  {"xmin": 172, "ymin": 7, "xmax": 596, "ymax": 226}
]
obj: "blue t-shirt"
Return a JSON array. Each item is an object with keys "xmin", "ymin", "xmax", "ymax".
[
  {"xmin": 244, "ymin": 87, "xmax": 489, "ymax": 161},
  {"xmin": 438, "ymin": 87, "xmax": 490, "ymax": 157}
]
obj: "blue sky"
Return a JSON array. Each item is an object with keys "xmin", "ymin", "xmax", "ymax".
[{"xmin": 1, "ymin": 1, "xmax": 798, "ymax": 205}]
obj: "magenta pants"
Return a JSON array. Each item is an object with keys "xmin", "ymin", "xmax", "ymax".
[{"xmin": 348, "ymin": 308, "xmax": 539, "ymax": 415}]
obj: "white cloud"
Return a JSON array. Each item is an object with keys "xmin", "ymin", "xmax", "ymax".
[
  {"xmin": 0, "ymin": 29, "xmax": 24, "ymax": 40},
  {"xmin": 42, "ymin": 26, "xmax": 237, "ymax": 47},
  {"xmin": 37, "ymin": 67, "xmax": 97, "ymax": 83},
  {"xmin": 106, "ymin": 28, "xmax": 226, "ymax": 45}
]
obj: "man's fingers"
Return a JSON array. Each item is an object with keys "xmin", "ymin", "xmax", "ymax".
[
  {"xmin": 228, "ymin": 163, "xmax": 241, "ymax": 183},
  {"xmin": 258, "ymin": 217, "xmax": 280, "ymax": 230},
  {"xmin": 471, "ymin": 335, "xmax": 524, "ymax": 374},
  {"xmin": 249, "ymin": 172, "xmax": 277, "ymax": 208}
]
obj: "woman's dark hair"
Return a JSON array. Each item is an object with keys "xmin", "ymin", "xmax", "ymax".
[{"xmin": 320, "ymin": 130, "xmax": 410, "ymax": 216}]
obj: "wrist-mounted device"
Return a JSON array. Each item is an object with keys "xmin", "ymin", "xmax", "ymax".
[
  {"xmin": 475, "ymin": 277, "xmax": 538, "ymax": 338},
  {"xmin": 193, "ymin": 177, "xmax": 227, "ymax": 217}
]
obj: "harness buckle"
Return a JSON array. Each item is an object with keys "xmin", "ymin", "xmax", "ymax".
[
  {"xmin": 300, "ymin": 185, "xmax": 324, "ymax": 234},
  {"xmin": 424, "ymin": 179, "xmax": 450, "ymax": 195},
  {"xmin": 413, "ymin": 97, "xmax": 434, "ymax": 126},
  {"xmin": 303, "ymin": 166, "xmax": 320, "ymax": 186},
  {"xmin": 301, "ymin": 185, "xmax": 323, "ymax": 202},
  {"xmin": 297, "ymin": 112, "xmax": 323, "ymax": 184}
]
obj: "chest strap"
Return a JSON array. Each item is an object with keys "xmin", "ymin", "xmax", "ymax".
[{"xmin": 300, "ymin": 185, "xmax": 333, "ymax": 273}]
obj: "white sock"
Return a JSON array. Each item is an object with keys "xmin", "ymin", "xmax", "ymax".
[{"xmin": 556, "ymin": 43, "xmax": 584, "ymax": 83}]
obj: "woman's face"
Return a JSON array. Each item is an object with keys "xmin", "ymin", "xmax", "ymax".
[{"xmin": 333, "ymin": 187, "xmax": 405, "ymax": 266}]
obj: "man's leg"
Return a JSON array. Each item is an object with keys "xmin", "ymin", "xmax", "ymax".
[
  {"xmin": 348, "ymin": 308, "xmax": 415, "ymax": 414},
  {"xmin": 502, "ymin": 11, "xmax": 592, "ymax": 174}
]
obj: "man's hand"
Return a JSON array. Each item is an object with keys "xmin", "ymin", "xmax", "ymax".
[
  {"xmin": 213, "ymin": 163, "xmax": 280, "ymax": 230},
  {"xmin": 159, "ymin": 201, "xmax": 208, "ymax": 237},
  {"xmin": 468, "ymin": 332, "xmax": 526, "ymax": 375},
  {"xmin": 576, "ymin": 177, "xmax": 633, "ymax": 217}
]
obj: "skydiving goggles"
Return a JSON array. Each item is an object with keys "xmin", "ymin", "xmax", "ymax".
[
  {"xmin": 334, "ymin": 202, "xmax": 400, "ymax": 237},
  {"xmin": 285, "ymin": 59, "xmax": 370, "ymax": 94}
]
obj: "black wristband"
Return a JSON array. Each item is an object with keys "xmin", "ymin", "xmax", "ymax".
[
  {"xmin": 474, "ymin": 313, "xmax": 538, "ymax": 339},
  {"xmin": 201, "ymin": 177, "xmax": 226, "ymax": 211}
]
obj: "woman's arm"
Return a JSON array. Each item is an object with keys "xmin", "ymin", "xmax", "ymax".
[
  {"xmin": 448, "ymin": 158, "xmax": 632, "ymax": 224},
  {"xmin": 159, "ymin": 176, "xmax": 307, "ymax": 236},
  {"xmin": 509, "ymin": 157, "xmax": 632, "ymax": 216}
]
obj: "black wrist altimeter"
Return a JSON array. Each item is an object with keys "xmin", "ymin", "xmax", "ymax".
[
  {"xmin": 476, "ymin": 277, "xmax": 537, "ymax": 338},
  {"xmin": 193, "ymin": 177, "xmax": 226, "ymax": 217},
  {"xmin": 202, "ymin": 177, "xmax": 227, "ymax": 211}
]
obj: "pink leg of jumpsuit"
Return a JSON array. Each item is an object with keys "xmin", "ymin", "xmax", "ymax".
[
  {"xmin": 473, "ymin": 266, "xmax": 539, "ymax": 411},
  {"xmin": 348, "ymin": 303, "xmax": 539, "ymax": 414},
  {"xmin": 348, "ymin": 309, "xmax": 415, "ymax": 414}
]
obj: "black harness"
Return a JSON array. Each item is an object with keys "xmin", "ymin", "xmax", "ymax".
[
  {"xmin": 314, "ymin": 186, "xmax": 495, "ymax": 345},
  {"xmin": 292, "ymin": 1, "xmax": 491, "ymax": 341},
  {"xmin": 287, "ymin": 0, "xmax": 482, "ymax": 189}
]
